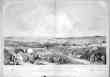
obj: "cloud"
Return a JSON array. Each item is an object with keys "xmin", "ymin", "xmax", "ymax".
[
  {"xmin": 97, "ymin": 1, "xmax": 108, "ymax": 9},
  {"xmin": 3, "ymin": 0, "xmax": 108, "ymax": 37}
]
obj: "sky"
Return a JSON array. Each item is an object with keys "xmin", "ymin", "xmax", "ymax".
[{"xmin": 2, "ymin": 0, "xmax": 109, "ymax": 38}]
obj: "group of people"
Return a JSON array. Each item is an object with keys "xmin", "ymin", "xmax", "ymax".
[
  {"xmin": 80, "ymin": 47, "xmax": 106, "ymax": 64},
  {"xmin": 4, "ymin": 46, "xmax": 106, "ymax": 65},
  {"xmin": 4, "ymin": 47, "xmax": 72, "ymax": 65},
  {"xmin": 4, "ymin": 48, "xmax": 37, "ymax": 65}
]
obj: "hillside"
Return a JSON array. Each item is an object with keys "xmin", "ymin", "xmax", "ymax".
[{"xmin": 4, "ymin": 36, "xmax": 106, "ymax": 48}]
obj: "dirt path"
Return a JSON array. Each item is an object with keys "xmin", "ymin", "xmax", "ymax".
[{"xmin": 67, "ymin": 56, "xmax": 90, "ymax": 64}]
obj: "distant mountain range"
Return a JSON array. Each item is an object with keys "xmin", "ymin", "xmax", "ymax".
[{"xmin": 4, "ymin": 35, "xmax": 106, "ymax": 41}]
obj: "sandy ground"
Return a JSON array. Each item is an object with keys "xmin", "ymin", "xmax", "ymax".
[{"xmin": 3, "ymin": 64, "xmax": 108, "ymax": 77}]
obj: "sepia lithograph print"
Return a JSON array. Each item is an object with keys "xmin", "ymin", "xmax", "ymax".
[{"xmin": 1, "ymin": 0, "xmax": 109, "ymax": 77}]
